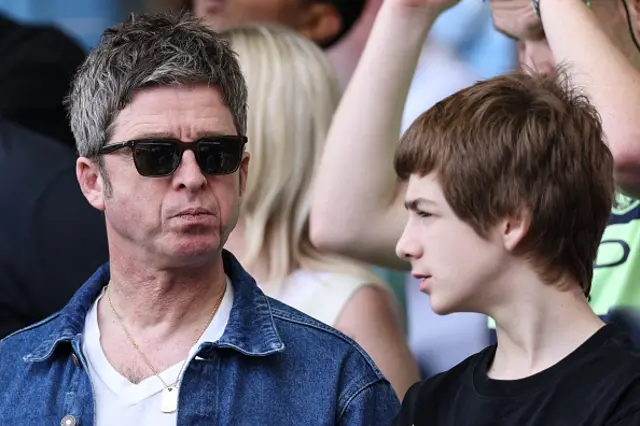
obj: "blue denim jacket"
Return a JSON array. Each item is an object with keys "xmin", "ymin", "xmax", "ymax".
[{"xmin": 0, "ymin": 250, "xmax": 400, "ymax": 425}]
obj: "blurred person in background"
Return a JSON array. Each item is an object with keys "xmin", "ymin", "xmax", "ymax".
[
  {"xmin": 223, "ymin": 24, "xmax": 420, "ymax": 398},
  {"xmin": 0, "ymin": 13, "xmax": 86, "ymax": 147},
  {"xmin": 188, "ymin": 0, "xmax": 481, "ymax": 125},
  {"xmin": 310, "ymin": 0, "xmax": 640, "ymax": 350},
  {"xmin": 0, "ymin": 119, "xmax": 108, "ymax": 339},
  {"xmin": 189, "ymin": 0, "xmax": 365, "ymax": 48},
  {"xmin": 0, "ymin": 15, "xmax": 108, "ymax": 339}
]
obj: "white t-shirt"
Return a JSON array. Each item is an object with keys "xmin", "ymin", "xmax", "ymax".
[
  {"xmin": 260, "ymin": 269, "xmax": 380, "ymax": 327},
  {"xmin": 82, "ymin": 277, "xmax": 234, "ymax": 426}
]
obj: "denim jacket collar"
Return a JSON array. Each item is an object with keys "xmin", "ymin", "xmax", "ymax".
[{"xmin": 23, "ymin": 250, "xmax": 285, "ymax": 363}]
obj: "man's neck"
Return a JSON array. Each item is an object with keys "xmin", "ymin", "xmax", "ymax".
[
  {"xmin": 93, "ymin": 243, "xmax": 229, "ymax": 384},
  {"xmin": 488, "ymin": 274, "xmax": 605, "ymax": 381},
  {"xmin": 104, "ymin": 250, "xmax": 227, "ymax": 337}
]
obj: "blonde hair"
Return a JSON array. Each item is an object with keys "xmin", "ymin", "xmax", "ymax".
[{"xmin": 225, "ymin": 24, "xmax": 382, "ymax": 288}]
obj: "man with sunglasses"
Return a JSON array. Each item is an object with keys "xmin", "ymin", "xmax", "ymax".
[{"xmin": 0, "ymin": 13, "xmax": 399, "ymax": 425}]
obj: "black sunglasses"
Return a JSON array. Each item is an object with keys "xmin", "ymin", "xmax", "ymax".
[{"xmin": 98, "ymin": 135, "xmax": 248, "ymax": 177}]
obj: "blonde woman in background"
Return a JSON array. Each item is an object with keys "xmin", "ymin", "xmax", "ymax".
[{"xmin": 223, "ymin": 24, "xmax": 420, "ymax": 399}]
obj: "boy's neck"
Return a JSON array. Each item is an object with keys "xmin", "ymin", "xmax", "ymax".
[{"xmin": 488, "ymin": 275, "xmax": 605, "ymax": 381}]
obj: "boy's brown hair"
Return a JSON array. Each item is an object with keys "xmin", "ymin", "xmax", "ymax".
[{"xmin": 394, "ymin": 68, "xmax": 614, "ymax": 296}]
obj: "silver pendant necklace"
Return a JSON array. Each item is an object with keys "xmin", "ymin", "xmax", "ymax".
[{"xmin": 106, "ymin": 283, "xmax": 225, "ymax": 413}]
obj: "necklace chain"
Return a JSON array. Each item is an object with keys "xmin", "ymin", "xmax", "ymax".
[{"xmin": 106, "ymin": 283, "xmax": 225, "ymax": 389}]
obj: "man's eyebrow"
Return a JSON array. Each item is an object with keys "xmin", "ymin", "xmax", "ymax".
[
  {"xmin": 122, "ymin": 131, "xmax": 232, "ymax": 141},
  {"xmin": 124, "ymin": 131, "xmax": 175, "ymax": 140},
  {"xmin": 192, "ymin": 131, "xmax": 234, "ymax": 139}
]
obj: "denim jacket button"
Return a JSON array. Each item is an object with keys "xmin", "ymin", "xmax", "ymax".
[
  {"xmin": 71, "ymin": 353, "xmax": 81, "ymax": 367},
  {"xmin": 60, "ymin": 415, "xmax": 77, "ymax": 426}
]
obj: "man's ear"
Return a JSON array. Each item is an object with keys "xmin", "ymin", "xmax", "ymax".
[
  {"xmin": 76, "ymin": 157, "xmax": 107, "ymax": 211},
  {"xmin": 239, "ymin": 151, "xmax": 250, "ymax": 198},
  {"xmin": 297, "ymin": 2, "xmax": 342, "ymax": 47},
  {"xmin": 500, "ymin": 208, "xmax": 531, "ymax": 252}
]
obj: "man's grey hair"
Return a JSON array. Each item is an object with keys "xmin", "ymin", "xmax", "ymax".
[{"xmin": 66, "ymin": 13, "xmax": 248, "ymax": 158}]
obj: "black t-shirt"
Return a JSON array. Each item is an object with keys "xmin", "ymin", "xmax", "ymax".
[{"xmin": 394, "ymin": 325, "xmax": 640, "ymax": 426}]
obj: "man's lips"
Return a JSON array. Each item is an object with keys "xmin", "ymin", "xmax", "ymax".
[{"xmin": 175, "ymin": 207, "xmax": 214, "ymax": 217}]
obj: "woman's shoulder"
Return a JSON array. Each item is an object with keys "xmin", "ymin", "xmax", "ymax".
[{"xmin": 284, "ymin": 268, "xmax": 389, "ymax": 326}]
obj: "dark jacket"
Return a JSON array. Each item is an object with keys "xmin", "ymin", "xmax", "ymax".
[{"xmin": 0, "ymin": 119, "xmax": 108, "ymax": 338}]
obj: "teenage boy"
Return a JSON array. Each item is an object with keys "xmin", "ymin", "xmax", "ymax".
[{"xmin": 391, "ymin": 69, "xmax": 640, "ymax": 425}]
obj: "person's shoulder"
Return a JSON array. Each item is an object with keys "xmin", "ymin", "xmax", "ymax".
[
  {"xmin": 603, "ymin": 347, "xmax": 640, "ymax": 386},
  {"xmin": 0, "ymin": 119, "xmax": 79, "ymax": 212},
  {"xmin": 413, "ymin": 347, "xmax": 485, "ymax": 393},
  {"xmin": 297, "ymin": 269, "xmax": 389, "ymax": 299},
  {"xmin": 402, "ymin": 350, "xmax": 486, "ymax": 406},
  {"xmin": 582, "ymin": 326, "xmax": 640, "ymax": 403},
  {"xmin": 597, "ymin": 324, "xmax": 640, "ymax": 363},
  {"xmin": 268, "ymin": 296, "xmax": 376, "ymax": 356},
  {"xmin": 294, "ymin": 268, "xmax": 374, "ymax": 286},
  {"xmin": 0, "ymin": 119, "xmax": 82, "ymax": 244},
  {"xmin": 0, "ymin": 119, "xmax": 75, "ymax": 164},
  {"xmin": 597, "ymin": 344, "xmax": 640, "ymax": 423},
  {"xmin": 0, "ymin": 312, "xmax": 63, "ymax": 368},
  {"xmin": 395, "ymin": 348, "xmax": 487, "ymax": 424},
  {"xmin": 268, "ymin": 296, "xmax": 385, "ymax": 379}
]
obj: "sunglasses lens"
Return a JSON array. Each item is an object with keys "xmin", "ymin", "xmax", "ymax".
[
  {"xmin": 133, "ymin": 142, "xmax": 179, "ymax": 176},
  {"xmin": 198, "ymin": 139, "xmax": 242, "ymax": 175}
]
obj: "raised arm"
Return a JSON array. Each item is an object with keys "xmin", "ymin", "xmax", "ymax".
[
  {"xmin": 310, "ymin": 1, "xmax": 458, "ymax": 270},
  {"xmin": 541, "ymin": 0, "xmax": 640, "ymax": 198}
]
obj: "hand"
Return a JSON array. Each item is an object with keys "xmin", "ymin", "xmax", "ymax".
[{"xmin": 490, "ymin": 0, "xmax": 541, "ymax": 40}]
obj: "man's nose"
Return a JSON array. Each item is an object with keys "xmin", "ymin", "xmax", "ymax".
[{"xmin": 172, "ymin": 149, "xmax": 207, "ymax": 191}]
